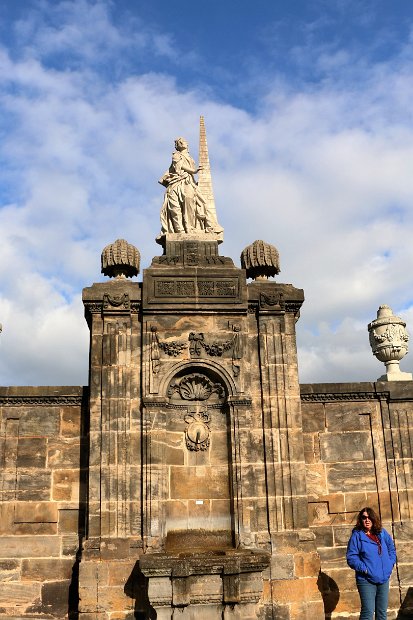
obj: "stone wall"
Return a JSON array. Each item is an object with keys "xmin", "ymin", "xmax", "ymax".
[
  {"xmin": 0, "ymin": 386, "xmax": 87, "ymax": 617},
  {"xmin": 1, "ymin": 379, "xmax": 412, "ymax": 618},
  {"xmin": 1, "ymin": 268, "xmax": 412, "ymax": 618},
  {"xmin": 301, "ymin": 381, "xmax": 413, "ymax": 619}
]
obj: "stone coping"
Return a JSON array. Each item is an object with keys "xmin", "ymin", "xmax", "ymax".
[
  {"xmin": 300, "ymin": 380, "xmax": 413, "ymax": 401},
  {"xmin": 0, "ymin": 385, "xmax": 86, "ymax": 406}
]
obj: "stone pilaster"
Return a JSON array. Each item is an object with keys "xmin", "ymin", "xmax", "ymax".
[
  {"xmin": 82, "ymin": 280, "xmax": 141, "ymax": 541},
  {"xmin": 252, "ymin": 284, "xmax": 308, "ymax": 532},
  {"xmin": 248, "ymin": 281, "xmax": 324, "ymax": 619},
  {"xmin": 79, "ymin": 279, "xmax": 142, "ymax": 616}
]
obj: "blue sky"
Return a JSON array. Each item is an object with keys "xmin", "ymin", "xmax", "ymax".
[{"xmin": 0, "ymin": 0, "xmax": 413, "ymax": 385}]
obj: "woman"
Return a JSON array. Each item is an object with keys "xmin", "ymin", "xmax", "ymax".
[{"xmin": 346, "ymin": 507, "xmax": 396, "ymax": 620}]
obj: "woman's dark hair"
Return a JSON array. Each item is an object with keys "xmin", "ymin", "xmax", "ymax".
[{"xmin": 355, "ymin": 507, "xmax": 382, "ymax": 534}]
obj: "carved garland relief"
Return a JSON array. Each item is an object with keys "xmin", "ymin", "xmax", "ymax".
[
  {"xmin": 103, "ymin": 292, "xmax": 130, "ymax": 309},
  {"xmin": 149, "ymin": 326, "xmax": 243, "ymax": 377}
]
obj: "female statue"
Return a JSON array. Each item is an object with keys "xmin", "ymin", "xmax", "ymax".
[{"xmin": 159, "ymin": 137, "xmax": 219, "ymax": 235}]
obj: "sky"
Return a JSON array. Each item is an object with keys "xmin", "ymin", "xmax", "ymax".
[{"xmin": 0, "ymin": 0, "xmax": 413, "ymax": 386}]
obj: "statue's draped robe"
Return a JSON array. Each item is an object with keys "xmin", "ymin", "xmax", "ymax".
[{"xmin": 159, "ymin": 150, "xmax": 211, "ymax": 234}]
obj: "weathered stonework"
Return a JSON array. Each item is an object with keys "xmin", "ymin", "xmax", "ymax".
[
  {"xmin": 0, "ymin": 231, "xmax": 325, "ymax": 618},
  {"xmin": 0, "ymin": 386, "xmax": 87, "ymax": 616},
  {"xmin": 301, "ymin": 381, "xmax": 413, "ymax": 619},
  {"xmin": 1, "ymin": 250, "xmax": 413, "ymax": 618},
  {"xmin": 1, "ymin": 122, "xmax": 412, "ymax": 618},
  {"xmin": 129, "ymin": 237, "xmax": 322, "ymax": 618}
]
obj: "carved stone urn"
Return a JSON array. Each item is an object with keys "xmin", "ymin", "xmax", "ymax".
[{"xmin": 368, "ymin": 305, "xmax": 412, "ymax": 381}]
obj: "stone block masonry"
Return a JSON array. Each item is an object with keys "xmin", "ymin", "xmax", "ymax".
[
  {"xmin": 0, "ymin": 268, "xmax": 413, "ymax": 620},
  {"xmin": 73, "ymin": 235, "xmax": 326, "ymax": 620},
  {"xmin": 2, "ymin": 266, "xmax": 413, "ymax": 618},
  {"xmin": 1, "ymin": 290, "xmax": 412, "ymax": 618},
  {"xmin": 301, "ymin": 381, "xmax": 413, "ymax": 619},
  {"xmin": 0, "ymin": 385, "xmax": 87, "ymax": 617}
]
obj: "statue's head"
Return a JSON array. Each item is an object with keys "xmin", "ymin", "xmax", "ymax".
[{"xmin": 175, "ymin": 137, "xmax": 188, "ymax": 151}]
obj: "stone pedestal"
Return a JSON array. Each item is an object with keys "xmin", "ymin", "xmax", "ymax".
[
  {"xmin": 80, "ymin": 280, "xmax": 143, "ymax": 616},
  {"xmin": 140, "ymin": 548, "xmax": 270, "ymax": 618}
]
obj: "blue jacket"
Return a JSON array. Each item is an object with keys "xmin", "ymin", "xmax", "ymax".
[{"xmin": 346, "ymin": 528, "xmax": 396, "ymax": 584}]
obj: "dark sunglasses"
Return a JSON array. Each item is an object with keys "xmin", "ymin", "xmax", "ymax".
[{"xmin": 361, "ymin": 515, "xmax": 370, "ymax": 520}]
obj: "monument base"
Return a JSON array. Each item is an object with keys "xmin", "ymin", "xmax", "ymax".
[{"xmin": 156, "ymin": 230, "xmax": 224, "ymax": 247}]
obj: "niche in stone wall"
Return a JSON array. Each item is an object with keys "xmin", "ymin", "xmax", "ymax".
[{"xmin": 162, "ymin": 367, "xmax": 234, "ymax": 552}]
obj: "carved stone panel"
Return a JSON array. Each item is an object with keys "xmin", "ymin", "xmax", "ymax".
[
  {"xmin": 143, "ymin": 268, "xmax": 247, "ymax": 308},
  {"xmin": 153, "ymin": 278, "xmax": 238, "ymax": 299},
  {"xmin": 184, "ymin": 409, "xmax": 210, "ymax": 451}
]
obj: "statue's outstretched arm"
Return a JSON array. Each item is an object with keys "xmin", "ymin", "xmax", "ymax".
[{"xmin": 181, "ymin": 163, "xmax": 203, "ymax": 174}]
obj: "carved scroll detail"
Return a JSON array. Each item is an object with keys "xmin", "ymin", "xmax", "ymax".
[
  {"xmin": 259, "ymin": 292, "xmax": 285, "ymax": 310},
  {"xmin": 150, "ymin": 326, "xmax": 160, "ymax": 375},
  {"xmin": 232, "ymin": 326, "xmax": 242, "ymax": 377}
]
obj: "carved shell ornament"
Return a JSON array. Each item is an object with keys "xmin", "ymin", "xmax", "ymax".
[{"xmin": 167, "ymin": 373, "xmax": 225, "ymax": 401}]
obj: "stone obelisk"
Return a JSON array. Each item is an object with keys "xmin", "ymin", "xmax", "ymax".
[{"xmin": 198, "ymin": 115, "xmax": 220, "ymax": 232}]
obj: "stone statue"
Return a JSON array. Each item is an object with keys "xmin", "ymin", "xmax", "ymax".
[
  {"xmin": 159, "ymin": 137, "xmax": 203, "ymax": 234},
  {"xmin": 158, "ymin": 119, "xmax": 223, "ymax": 238}
]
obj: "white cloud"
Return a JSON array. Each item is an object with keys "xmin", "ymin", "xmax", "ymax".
[{"xmin": 1, "ymin": 1, "xmax": 413, "ymax": 385}]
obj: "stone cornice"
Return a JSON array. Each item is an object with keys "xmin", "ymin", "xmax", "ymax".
[
  {"xmin": 0, "ymin": 394, "xmax": 84, "ymax": 406},
  {"xmin": 301, "ymin": 391, "xmax": 382, "ymax": 402},
  {"xmin": 82, "ymin": 281, "xmax": 142, "ymax": 320},
  {"xmin": 142, "ymin": 399, "xmax": 251, "ymax": 409}
]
